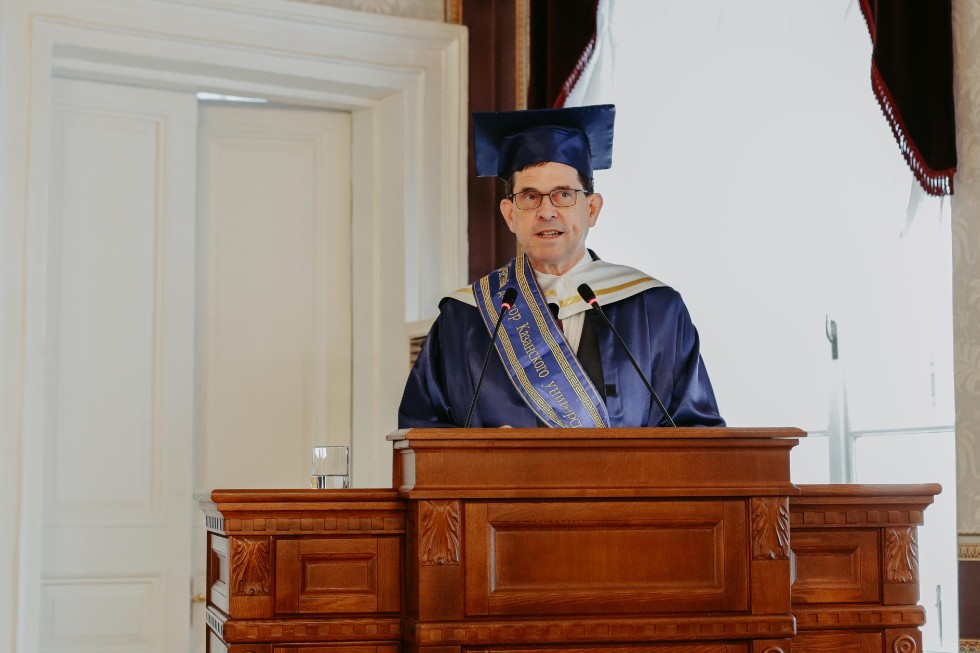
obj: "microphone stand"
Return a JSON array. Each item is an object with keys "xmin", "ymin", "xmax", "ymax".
[
  {"xmin": 464, "ymin": 287, "xmax": 517, "ymax": 428},
  {"xmin": 578, "ymin": 283, "xmax": 677, "ymax": 427}
]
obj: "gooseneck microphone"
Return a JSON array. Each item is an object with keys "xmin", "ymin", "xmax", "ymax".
[
  {"xmin": 577, "ymin": 283, "xmax": 677, "ymax": 427},
  {"xmin": 464, "ymin": 287, "xmax": 518, "ymax": 428}
]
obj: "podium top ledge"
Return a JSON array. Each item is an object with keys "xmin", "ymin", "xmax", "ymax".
[
  {"xmin": 386, "ymin": 426, "xmax": 806, "ymax": 442},
  {"xmin": 200, "ymin": 488, "xmax": 402, "ymax": 505}
]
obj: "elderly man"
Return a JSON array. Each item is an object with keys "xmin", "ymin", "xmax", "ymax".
[{"xmin": 398, "ymin": 105, "xmax": 724, "ymax": 428}]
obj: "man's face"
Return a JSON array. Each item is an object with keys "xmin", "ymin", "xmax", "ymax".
[{"xmin": 500, "ymin": 162, "xmax": 603, "ymax": 276}]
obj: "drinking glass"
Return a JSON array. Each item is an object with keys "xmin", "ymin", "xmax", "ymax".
[{"xmin": 310, "ymin": 445, "xmax": 350, "ymax": 489}]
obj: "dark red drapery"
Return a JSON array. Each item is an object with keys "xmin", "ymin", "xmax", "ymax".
[
  {"xmin": 527, "ymin": 0, "xmax": 600, "ymax": 109},
  {"xmin": 859, "ymin": 0, "xmax": 957, "ymax": 196}
]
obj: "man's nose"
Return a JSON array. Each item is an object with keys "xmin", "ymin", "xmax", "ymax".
[{"xmin": 536, "ymin": 194, "xmax": 559, "ymax": 217}]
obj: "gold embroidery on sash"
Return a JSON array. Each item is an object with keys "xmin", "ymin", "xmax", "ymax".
[
  {"xmin": 478, "ymin": 275, "xmax": 562, "ymax": 424},
  {"xmin": 514, "ymin": 257, "xmax": 606, "ymax": 428}
]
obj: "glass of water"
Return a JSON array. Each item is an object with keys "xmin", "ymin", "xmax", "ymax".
[{"xmin": 310, "ymin": 445, "xmax": 350, "ymax": 489}]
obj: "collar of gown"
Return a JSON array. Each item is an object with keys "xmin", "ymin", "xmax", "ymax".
[{"xmin": 448, "ymin": 254, "xmax": 664, "ymax": 319}]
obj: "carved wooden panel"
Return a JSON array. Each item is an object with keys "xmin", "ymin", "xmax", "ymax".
[
  {"xmin": 220, "ymin": 616, "xmax": 401, "ymax": 643},
  {"xmin": 794, "ymin": 605, "xmax": 926, "ymax": 631},
  {"xmin": 419, "ymin": 500, "xmax": 461, "ymax": 565},
  {"xmin": 231, "ymin": 537, "xmax": 272, "ymax": 596},
  {"xmin": 791, "ymin": 530, "xmax": 880, "ymax": 604},
  {"xmin": 884, "ymin": 528, "xmax": 918, "ymax": 583},
  {"xmin": 464, "ymin": 500, "xmax": 748, "ymax": 616},
  {"xmin": 228, "ymin": 535, "xmax": 275, "ymax": 618},
  {"xmin": 274, "ymin": 537, "xmax": 400, "ymax": 614},
  {"xmin": 889, "ymin": 633, "xmax": 919, "ymax": 653},
  {"xmin": 223, "ymin": 515, "xmax": 404, "ymax": 535},
  {"xmin": 751, "ymin": 498, "xmax": 790, "ymax": 560},
  {"xmin": 410, "ymin": 614, "xmax": 794, "ymax": 646}
]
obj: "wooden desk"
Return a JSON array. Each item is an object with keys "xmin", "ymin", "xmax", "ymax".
[
  {"xmin": 198, "ymin": 428, "xmax": 938, "ymax": 653},
  {"xmin": 790, "ymin": 483, "xmax": 939, "ymax": 653}
]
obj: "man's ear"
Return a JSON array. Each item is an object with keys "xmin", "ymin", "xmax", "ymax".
[
  {"xmin": 500, "ymin": 197, "xmax": 518, "ymax": 234},
  {"xmin": 588, "ymin": 192, "xmax": 603, "ymax": 227}
]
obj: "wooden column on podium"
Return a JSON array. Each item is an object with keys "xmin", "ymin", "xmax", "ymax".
[{"xmin": 199, "ymin": 427, "xmax": 939, "ymax": 653}]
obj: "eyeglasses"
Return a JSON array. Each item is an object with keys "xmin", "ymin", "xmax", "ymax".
[{"xmin": 508, "ymin": 188, "xmax": 589, "ymax": 210}]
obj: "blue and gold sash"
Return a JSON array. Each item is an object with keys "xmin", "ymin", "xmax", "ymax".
[{"xmin": 473, "ymin": 254, "xmax": 609, "ymax": 428}]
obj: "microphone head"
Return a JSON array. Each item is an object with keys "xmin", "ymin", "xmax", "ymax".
[
  {"xmin": 547, "ymin": 302, "xmax": 560, "ymax": 320},
  {"xmin": 577, "ymin": 283, "xmax": 598, "ymax": 305},
  {"xmin": 500, "ymin": 287, "xmax": 518, "ymax": 310}
]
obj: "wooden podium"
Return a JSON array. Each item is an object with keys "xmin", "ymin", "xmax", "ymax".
[{"xmin": 198, "ymin": 428, "xmax": 939, "ymax": 653}]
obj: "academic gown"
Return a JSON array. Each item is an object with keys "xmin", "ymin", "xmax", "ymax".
[{"xmin": 398, "ymin": 285, "xmax": 725, "ymax": 428}]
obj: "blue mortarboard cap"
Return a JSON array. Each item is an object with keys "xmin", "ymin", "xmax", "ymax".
[{"xmin": 473, "ymin": 104, "xmax": 616, "ymax": 180}]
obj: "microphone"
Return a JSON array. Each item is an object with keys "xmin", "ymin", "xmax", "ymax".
[
  {"xmin": 464, "ymin": 287, "xmax": 518, "ymax": 427},
  {"xmin": 577, "ymin": 283, "xmax": 677, "ymax": 427}
]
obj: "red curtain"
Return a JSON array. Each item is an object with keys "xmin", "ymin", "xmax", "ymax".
[
  {"xmin": 859, "ymin": 0, "xmax": 957, "ymax": 196},
  {"xmin": 527, "ymin": 0, "xmax": 599, "ymax": 109}
]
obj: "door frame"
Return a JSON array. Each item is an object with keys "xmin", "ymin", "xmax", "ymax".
[{"xmin": 0, "ymin": 1, "xmax": 466, "ymax": 650}]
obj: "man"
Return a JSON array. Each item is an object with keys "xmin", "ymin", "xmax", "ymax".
[{"xmin": 399, "ymin": 104, "xmax": 724, "ymax": 428}]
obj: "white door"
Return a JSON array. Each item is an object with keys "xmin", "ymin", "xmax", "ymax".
[
  {"xmin": 40, "ymin": 78, "xmax": 198, "ymax": 652},
  {"xmin": 194, "ymin": 103, "xmax": 353, "ymax": 490},
  {"xmin": 191, "ymin": 103, "xmax": 353, "ymax": 651}
]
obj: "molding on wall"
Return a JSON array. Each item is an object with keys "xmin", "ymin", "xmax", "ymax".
[
  {"xmin": 514, "ymin": 0, "xmax": 530, "ymax": 109},
  {"xmin": 952, "ymin": 0, "xmax": 980, "ymax": 535},
  {"xmin": 960, "ymin": 542, "xmax": 980, "ymax": 560},
  {"xmin": 291, "ymin": 0, "xmax": 444, "ymax": 21}
]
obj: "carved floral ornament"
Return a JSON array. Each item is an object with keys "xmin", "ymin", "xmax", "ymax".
[
  {"xmin": 884, "ymin": 527, "xmax": 919, "ymax": 583},
  {"xmin": 231, "ymin": 537, "xmax": 271, "ymax": 596},
  {"xmin": 751, "ymin": 497, "xmax": 790, "ymax": 560},
  {"xmin": 892, "ymin": 634, "xmax": 917, "ymax": 653},
  {"xmin": 419, "ymin": 500, "xmax": 461, "ymax": 565}
]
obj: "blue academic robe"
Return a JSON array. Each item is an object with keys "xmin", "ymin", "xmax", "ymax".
[{"xmin": 398, "ymin": 286, "xmax": 725, "ymax": 428}]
